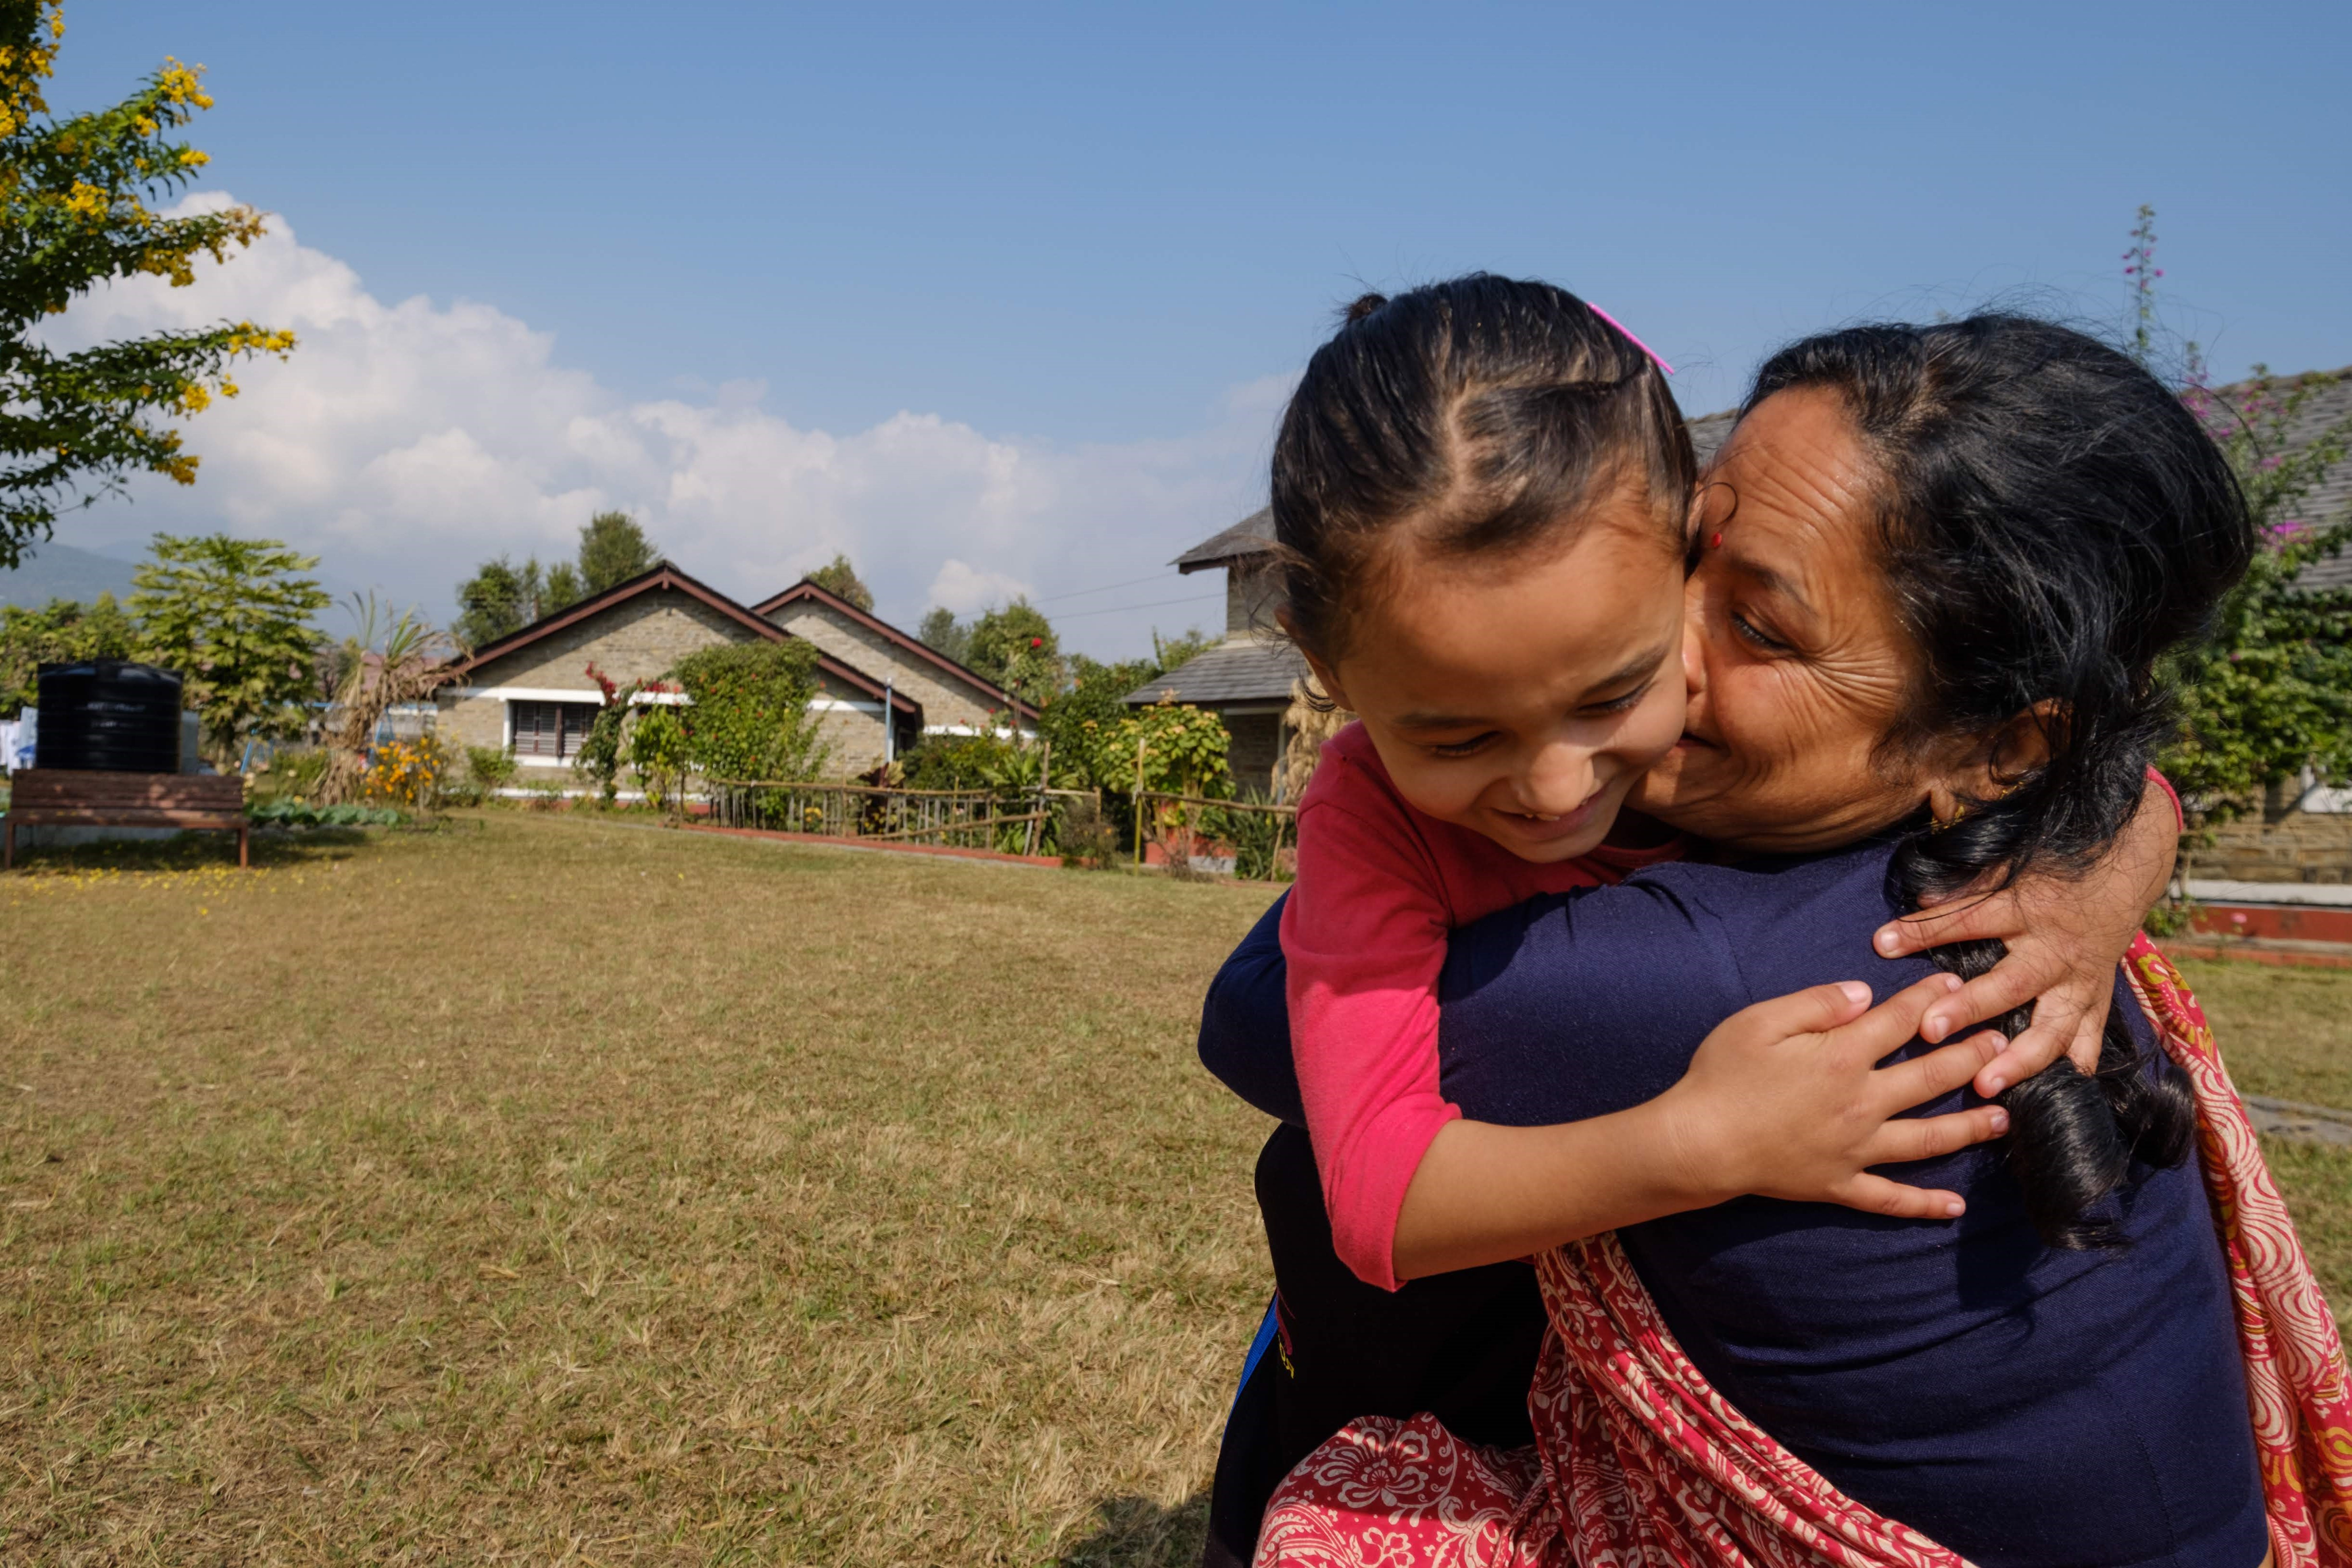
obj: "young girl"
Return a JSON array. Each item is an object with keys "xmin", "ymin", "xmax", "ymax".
[{"xmin": 1269, "ymin": 277, "xmax": 2175, "ymax": 1292}]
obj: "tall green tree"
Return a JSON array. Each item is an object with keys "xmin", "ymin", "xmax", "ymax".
[
  {"xmin": 543, "ymin": 559, "xmax": 583, "ymax": 613},
  {"xmin": 806, "ymin": 552, "xmax": 874, "ymax": 610},
  {"xmin": 0, "ymin": 588, "xmax": 131, "ymax": 711},
  {"xmin": 917, "ymin": 606, "xmax": 971, "ymax": 665},
  {"xmin": 965, "ymin": 598, "xmax": 1060, "ymax": 702},
  {"xmin": 454, "ymin": 553, "xmax": 585, "ymax": 649},
  {"xmin": 0, "ymin": 3, "xmax": 295, "ymax": 567},
  {"xmin": 578, "ymin": 510, "xmax": 656, "ymax": 592},
  {"xmin": 130, "ymin": 532, "xmax": 327, "ymax": 748},
  {"xmin": 453, "ymin": 556, "xmax": 527, "ymax": 650}
]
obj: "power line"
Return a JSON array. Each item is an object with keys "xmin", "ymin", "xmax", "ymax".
[
  {"xmin": 1049, "ymin": 591, "xmax": 1222, "ymax": 622},
  {"xmin": 1033, "ymin": 570, "xmax": 1184, "ymax": 605}
]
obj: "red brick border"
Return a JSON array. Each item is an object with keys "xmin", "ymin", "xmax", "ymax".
[{"xmin": 2159, "ymin": 938, "xmax": 2352, "ymax": 972}]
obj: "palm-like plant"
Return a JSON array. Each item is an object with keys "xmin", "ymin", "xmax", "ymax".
[{"xmin": 319, "ymin": 594, "xmax": 457, "ymax": 805}]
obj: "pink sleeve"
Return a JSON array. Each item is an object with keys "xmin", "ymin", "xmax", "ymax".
[
  {"xmin": 2146, "ymin": 765, "xmax": 2184, "ymax": 830},
  {"xmin": 1281, "ymin": 788, "xmax": 1463, "ymax": 1292}
]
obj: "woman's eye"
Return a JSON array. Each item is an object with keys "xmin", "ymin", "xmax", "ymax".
[
  {"xmin": 1427, "ymin": 732, "xmax": 1500, "ymax": 759},
  {"xmin": 1730, "ymin": 611, "xmax": 1791, "ymax": 653}
]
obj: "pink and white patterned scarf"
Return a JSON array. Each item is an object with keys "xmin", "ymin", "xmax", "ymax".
[{"xmin": 1254, "ymin": 936, "xmax": 2352, "ymax": 1568}]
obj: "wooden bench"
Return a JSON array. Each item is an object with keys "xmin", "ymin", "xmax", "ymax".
[{"xmin": 2, "ymin": 769, "xmax": 247, "ymax": 869}]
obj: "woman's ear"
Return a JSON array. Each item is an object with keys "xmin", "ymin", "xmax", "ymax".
[
  {"xmin": 1931, "ymin": 699, "xmax": 2067, "ymax": 824},
  {"xmin": 1988, "ymin": 699, "xmax": 2066, "ymax": 786}
]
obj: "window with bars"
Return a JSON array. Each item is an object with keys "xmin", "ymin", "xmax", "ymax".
[{"xmin": 510, "ymin": 700, "xmax": 603, "ymax": 759}]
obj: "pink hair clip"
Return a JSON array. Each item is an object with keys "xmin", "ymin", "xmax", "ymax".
[{"xmin": 1588, "ymin": 302, "xmax": 1673, "ymax": 376}]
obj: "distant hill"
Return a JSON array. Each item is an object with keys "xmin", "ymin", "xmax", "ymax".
[{"xmin": 0, "ymin": 541, "xmax": 139, "ymax": 610}]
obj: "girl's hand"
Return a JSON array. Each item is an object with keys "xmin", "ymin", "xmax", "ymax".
[
  {"xmin": 1659, "ymin": 972, "xmax": 2010, "ymax": 1220},
  {"xmin": 1868, "ymin": 775, "xmax": 2180, "ymax": 1097}
]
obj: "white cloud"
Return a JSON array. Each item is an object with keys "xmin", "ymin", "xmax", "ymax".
[
  {"xmin": 32, "ymin": 194, "xmax": 1278, "ymax": 657},
  {"xmin": 927, "ymin": 559, "xmax": 1035, "ymax": 615}
]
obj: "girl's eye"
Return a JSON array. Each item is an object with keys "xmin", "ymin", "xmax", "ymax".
[
  {"xmin": 1730, "ymin": 611, "xmax": 1791, "ymax": 653},
  {"xmin": 1427, "ymin": 732, "xmax": 1500, "ymax": 759},
  {"xmin": 1577, "ymin": 682, "xmax": 1652, "ymax": 718}
]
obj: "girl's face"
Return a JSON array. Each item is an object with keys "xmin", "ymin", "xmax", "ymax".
[{"xmin": 1305, "ymin": 495, "xmax": 1688, "ymax": 863}]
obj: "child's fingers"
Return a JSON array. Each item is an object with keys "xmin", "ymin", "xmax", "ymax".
[
  {"xmin": 1864, "ymin": 1031, "xmax": 2003, "ymax": 1116},
  {"xmin": 1725, "ymin": 979, "xmax": 1878, "ymax": 1044},
  {"xmin": 1859, "ymin": 1102, "xmax": 2011, "ymax": 1168},
  {"xmin": 1826, "ymin": 1172, "xmax": 1968, "ymax": 1222},
  {"xmin": 1823, "ymin": 972, "xmax": 1964, "ymax": 1062}
]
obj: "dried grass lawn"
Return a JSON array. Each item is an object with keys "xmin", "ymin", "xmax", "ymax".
[
  {"xmin": 2, "ymin": 814, "xmax": 1281, "ymax": 1564},
  {"xmin": 6, "ymin": 818, "xmax": 2352, "ymax": 1564}
]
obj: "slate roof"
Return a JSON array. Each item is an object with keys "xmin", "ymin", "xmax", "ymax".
[
  {"xmin": 1173, "ymin": 506, "xmax": 1275, "ymax": 572},
  {"xmin": 1124, "ymin": 635, "xmax": 1307, "ymax": 708},
  {"xmin": 2197, "ymin": 369, "xmax": 2352, "ymax": 592}
]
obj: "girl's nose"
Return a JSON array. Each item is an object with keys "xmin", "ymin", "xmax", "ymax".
[{"xmin": 1513, "ymin": 744, "xmax": 1595, "ymax": 816}]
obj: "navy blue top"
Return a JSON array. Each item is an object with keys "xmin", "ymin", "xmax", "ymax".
[{"xmin": 1200, "ymin": 838, "xmax": 2266, "ymax": 1568}]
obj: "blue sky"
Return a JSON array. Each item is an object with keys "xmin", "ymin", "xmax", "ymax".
[{"xmin": 31, "ymin": 0, "xmax": 2352, "ymax": 656}]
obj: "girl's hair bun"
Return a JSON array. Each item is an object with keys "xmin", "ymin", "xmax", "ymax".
[{"xmin": 1344, "ymin": 292, "xmax": 1387, "ymax": 323}]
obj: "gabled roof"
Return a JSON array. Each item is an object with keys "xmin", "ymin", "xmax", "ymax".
[
  {"xmin": 2198, "ymin": 368, "xmax": 2352, "ymax": 593},
  {"xmin": 1174, "ymin": 507, "xmax": 1274, "ymax": 573},
  {"xmin": 749, "ymin": 577, "xmax": 1041, "ymax": 720},
  {"xmin": 1123, "ymin": 636, "xmax": 1307, "ymax": 708},
  {"xmin": 439, "ymin": 560, "xmax": 918, "ymax": 717}
]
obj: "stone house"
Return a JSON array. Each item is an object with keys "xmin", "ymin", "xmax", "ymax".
[
  {"xmin": 434, "ymin": 562, "xmax": 923, "ymax": 779},
  {"xmin": 749, "ymin": 579, "xmax": 1036, "ymax": 746},
  {"xmin": 1122, "ymin": 507, "xmax": 1309, "ymax": 798}
]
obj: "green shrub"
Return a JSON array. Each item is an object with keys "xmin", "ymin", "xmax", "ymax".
[
  {"xmin": 247, "ymin": 746, "xmax": 329, "ymax": 804},
  {"xmin": 466, "ymin": 745, "xmax": 518, "ymax": 794},
  {"xmin": 247, "ymin": 799, "xmax": 403, "ymax": 827},
  {"xmin": 1206, "ymin": 793, "xmax": 1295, "ymax": 883},
  {"xmin": 627, "ymin": 704, "xmax": 689, "ymax": 814},
  {"xmin": 671, "ymin": 643, "xmax": 829, "ymax": 782},
  {"xmin": 1056, "ymin": 795, "xmax": 1119, "ymax": 870}
]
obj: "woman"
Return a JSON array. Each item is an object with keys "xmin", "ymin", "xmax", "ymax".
[{"xmin": 1199, "ymin": 316, "xmax": 2349, "ymax": 1567}]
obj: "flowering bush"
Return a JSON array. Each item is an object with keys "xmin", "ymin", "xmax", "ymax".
[{"xmin": 361, "ymin": 733, "xmax": 446, "ymax": 810}]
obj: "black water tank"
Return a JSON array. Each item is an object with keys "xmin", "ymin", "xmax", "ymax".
[{"xmin": 35, "ymin": 660, "xmax": 184, "ymax": 772}]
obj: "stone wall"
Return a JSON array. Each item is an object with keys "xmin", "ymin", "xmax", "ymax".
[
  {"xmin": 2189, "ymin": 811, "xmax": 2352, "ymax": 884},
  {"xmin": 437, "ymin": 691, "xmax": 508, "ymax": 754},
  {"xmin": 809, "ymin": 694, "xmax": 887, "ymax": 778},
  {"xmin": 1225, "ymin": 711, "xmax": 1283, "ymax": 798},
  {"xmin": 769, "ymin": 604, "xmax": 1002, "ymax": 733}
]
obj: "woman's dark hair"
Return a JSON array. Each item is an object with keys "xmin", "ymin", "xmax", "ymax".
[
  {"xmin": 1745, "ymin": 315, "xmax": 2255, "ymax": 1248},
  {"xmin": 1270, "ymin": 274, "xmax": 1695, "ymax": 660}
]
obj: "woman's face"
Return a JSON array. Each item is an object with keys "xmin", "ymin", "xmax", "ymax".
[{"xmin": 1630, "ymin": 388, "xmax": 1956, "ymax": 853}]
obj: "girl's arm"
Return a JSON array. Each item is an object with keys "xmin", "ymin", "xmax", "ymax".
[
  {"xmin": 1871, "ymin": 770, "xmax": 2181, "ymax": 1095},
  {"xmin": 1390, "ymin": 974, "xmax": 2007, "ymax": 1280}
]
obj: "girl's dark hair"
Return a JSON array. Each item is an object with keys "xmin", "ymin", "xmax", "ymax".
[
  {"xmin": 1271, "ymin": 274, "xmax": 1695, "ymax": 659},
  {"xmin": 1745, "ymin": 315, "xmax": 2255, "ymax": 1248}
]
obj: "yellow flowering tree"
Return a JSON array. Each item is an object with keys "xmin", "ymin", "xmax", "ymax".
[{"xmin": 0, "ymin": 1, "xmax": 294, "ymax": 566}]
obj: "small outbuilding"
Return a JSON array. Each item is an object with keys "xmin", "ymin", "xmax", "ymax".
[{"xmin": 1121, "ymin": 508, "xmax": 1308, "ymax": 799}]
